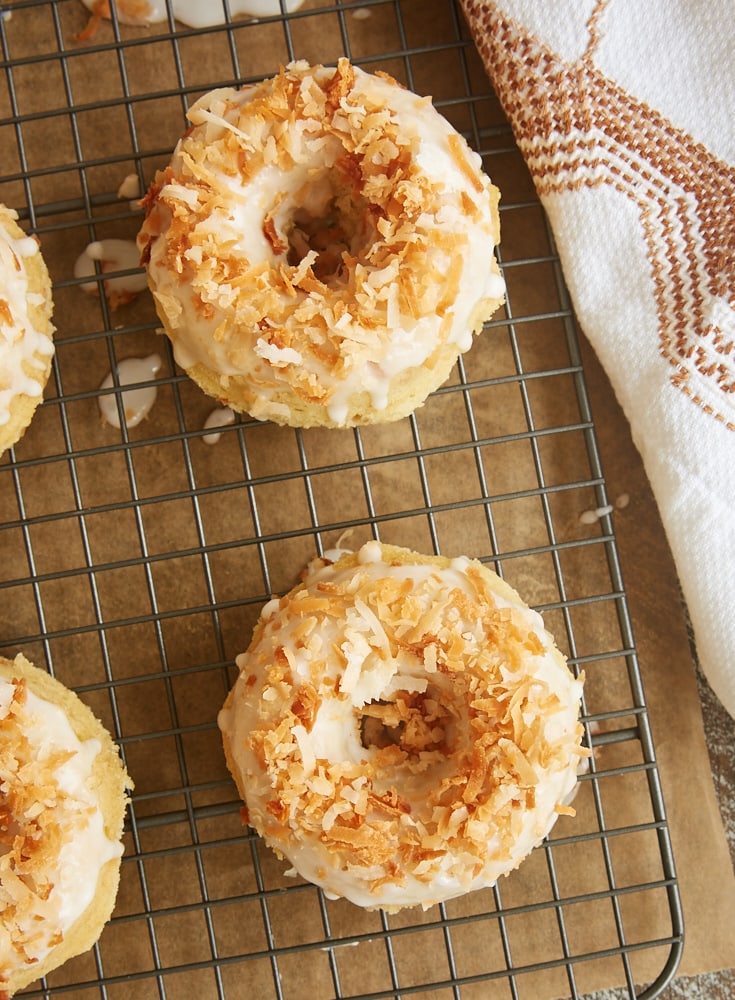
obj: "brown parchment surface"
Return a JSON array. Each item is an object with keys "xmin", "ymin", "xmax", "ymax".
[
  {"xmin": 580, "ymin": 337, "xmax": 735, "ymax": 994},
  {"xmin": 0, "ymin": 2, "xmax": 733, "ymax": 998}
]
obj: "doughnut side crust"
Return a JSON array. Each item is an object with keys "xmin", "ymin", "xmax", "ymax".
[
  {"xmin": 0, "ymin": 655, "xmax": 132, "ymax": 998},
  {"xmin": 138, "ymin": 60, "xmax": 505, "ymax": 428},
  {"xmin": 219, "ymin": 542, "xmax": 587, "ymax": 911},
  {"xmin": 0, "ymin": 206, "xmax": 55, "ymax": 458},
  {"xmin": 184, "ymin": 279, "xmax": 501, "ymax": 429}
]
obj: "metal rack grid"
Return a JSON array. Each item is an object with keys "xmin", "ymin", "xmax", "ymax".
[{"xmin": 0, "ymin": 1, "xmax": 683, "ymax": 998}]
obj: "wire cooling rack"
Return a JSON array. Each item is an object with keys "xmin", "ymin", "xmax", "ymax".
[{"xmin": 0, "ymin": 1, "xmax": 683, "ymax": 998}]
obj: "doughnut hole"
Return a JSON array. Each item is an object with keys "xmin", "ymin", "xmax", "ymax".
[
  {"xmin": 282, "ymin": 155, "xmax": 378, "ymax": 285},
  {"xmin": 359, "ymin": 686, "xmax": 460, "ymax": 757}
]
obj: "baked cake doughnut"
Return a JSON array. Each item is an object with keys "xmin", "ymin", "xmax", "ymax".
[
  {"xmin": 0, "ymin": 654, "xmax": 132, "ymax": 997},
  {"xmin": 138, "ymin": 59, "xmax": 505, "ymax": 428},
  {"xmin": 218, "ymin": 542, "xmax": 586, "ymax": 911},
  {"xmin": 0, "ymin": 206, "xmax": 55, "ymax": 457}
]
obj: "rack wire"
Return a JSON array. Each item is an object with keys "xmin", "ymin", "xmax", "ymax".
[{"xmin": 0, "ymin": 1, "xmax": 683, "ymax": 998}]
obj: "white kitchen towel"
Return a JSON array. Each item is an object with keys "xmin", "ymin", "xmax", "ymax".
[{"xmin": 459, "ymin": 0, "xmax": 735, "ymax": 717}]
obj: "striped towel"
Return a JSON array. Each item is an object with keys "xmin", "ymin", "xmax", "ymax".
[{"xmin": 460, "ymin": 0, "xmax": 735, "ymax": 716}]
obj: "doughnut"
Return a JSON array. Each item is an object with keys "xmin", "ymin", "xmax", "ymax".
[
  {"xmin": 0, "ymin": 205, "xmax": 55, "ymax": 457},
  {"xmin": 137, "ymin": 59, "xmax": 505, "ymax": 428},
  {"xmin": 218, "ymin": 542, "xmax": 587, "ymax": 911},
  {"xmin": 0, "ymin": 654, "xmax": 132, "ymax": 997}
]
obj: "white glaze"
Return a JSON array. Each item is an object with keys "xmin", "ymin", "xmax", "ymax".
[
  {"xmin": 74, "ymin": 239, "xmax": 147, "ymax": 304},
  {"xmin": 116, "ymin": 173, "xmax": 141, "ymax": 200},
  {"xmin": 0, "ymin": 213, "xmax": 54, "ymax": 427},
  {"xmin": 98, "ymin": 353, "xmax": 162, "ymax": 428},
  {"xmin": 202, "ymin": 405, "xmax": 235, "ymax": 444},
  {"xmin": 81, "ymin": 0, "xmax": 305, "ymax": 27},
  {"xmin": 579, "ymin": 504, "xmax": 614, "ymax": 525}
]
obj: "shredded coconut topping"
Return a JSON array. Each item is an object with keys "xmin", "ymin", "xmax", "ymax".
[
  {"xmin": 0, "ymin": 675, "xmax": 123, "ymax": 990},
  {"xmin": 218, "ymin": 543, "xmax": 586, "ymax": 911},
  {"xmin": 0, "ymin": 210, "xmax": 54, "ymax": 429},
  {"xmin": 138, "ymin": 60, "xmax": 505, "ymax": 427}
]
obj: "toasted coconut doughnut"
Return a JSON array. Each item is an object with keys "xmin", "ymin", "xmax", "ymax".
[
  {"xmin": 138, "ymin": 59, "xmax": 505, "ymax": 428},
  {"xmin": 218, "ymin": 542, "xmax": 586, "ymax": 911},
  {"xmin": 0, "ymin": 206, "xmax": 55, "ymax": 457},
  {"xmin": 0, "ymin": 654, "xmax": 132, "ymax": 998}
]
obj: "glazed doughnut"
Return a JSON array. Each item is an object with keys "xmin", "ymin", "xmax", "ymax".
[
  {"xmin": 0, "ymin": 654, "xmax": 132, "ymax": 997},
  {"xmin": 138, "ymin": 59, "xmax": 505, "ymax": 428},
  {"xmin": 0, "ymin": 205, "xmax": 55, "ymax": 457},
  {"xmin": 218, "ymin": 542, "xmax": 586, "ymax": 911}
]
